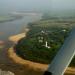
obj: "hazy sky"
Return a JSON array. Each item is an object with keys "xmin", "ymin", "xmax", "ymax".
[
  {"xmin": 0, "ymin": 0, "xmax": 75, "ymax": 14},
  {"xmin": 52, "ymin": 0, "xmax": 75, "ymax": 10}
]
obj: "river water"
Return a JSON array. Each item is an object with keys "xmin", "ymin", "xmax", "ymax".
[
  {"xmin": 0, "ymin": 14, "xmax": 42, "ymax": 75},
  {"xmin": 0, "ymin": 14, "xmax": 41, "ymax": 64},
  {"xmin": 0, "ymin": 15, "xmax": 41, "ymax": 40}
]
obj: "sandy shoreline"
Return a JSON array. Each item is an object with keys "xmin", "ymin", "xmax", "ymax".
[
  {"xmin": 9, "ymin": 28, "xmax": 29, "ymax": 43},
  {"xmin": 8, "ymin": 31, "xmax": 75, "ymax": 75},
  {"xmin": 9, "ymin": 33, "xmax": 26, "ymax": 44}
]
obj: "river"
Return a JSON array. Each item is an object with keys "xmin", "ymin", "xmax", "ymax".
[
  {"xmin": 0, "ymin": 14, "xmax": 42, "ymax": 75},
  {"xmin": 0, "ymin": 15, "xmax": 41, "ymax": 40}
]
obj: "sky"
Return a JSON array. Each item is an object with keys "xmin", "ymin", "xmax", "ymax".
[
  {"xmin": 0, "ymin": 0, "xmax": 75, "ymax": 14},
  {"xmin": 52, "ymin": 0, "xmax": 75, "ymax": 10}
]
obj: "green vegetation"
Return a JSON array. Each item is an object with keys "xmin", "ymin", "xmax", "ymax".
[{"xmin": 15, "ymin": 14, "xmax": 75, "ymax": 66}]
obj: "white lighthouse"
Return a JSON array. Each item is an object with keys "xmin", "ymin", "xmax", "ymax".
[{"xmin": 45, "ymin": 41, "xmax": 51, "ymax": 49}]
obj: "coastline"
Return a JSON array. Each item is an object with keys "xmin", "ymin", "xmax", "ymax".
[
  {"xmin": 8, "ymin": 30, "xmax": 75, "ymax": 75},
  {"xmin": 9, "ymin": 33, "xmax": 26, "ymax": 44}
]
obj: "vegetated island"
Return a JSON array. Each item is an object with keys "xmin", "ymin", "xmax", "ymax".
[{"xmin": 15, "ymin": 14, "xmax": 75, "ymax": 67}]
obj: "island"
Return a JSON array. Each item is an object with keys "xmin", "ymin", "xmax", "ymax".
[
  {"xmin": 7, "ymin": 13, "xmax": 75, "ymax": 75},
  {"xmin": 14, "ymin": 14, "xmax": 75, "ymax": 67}
]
